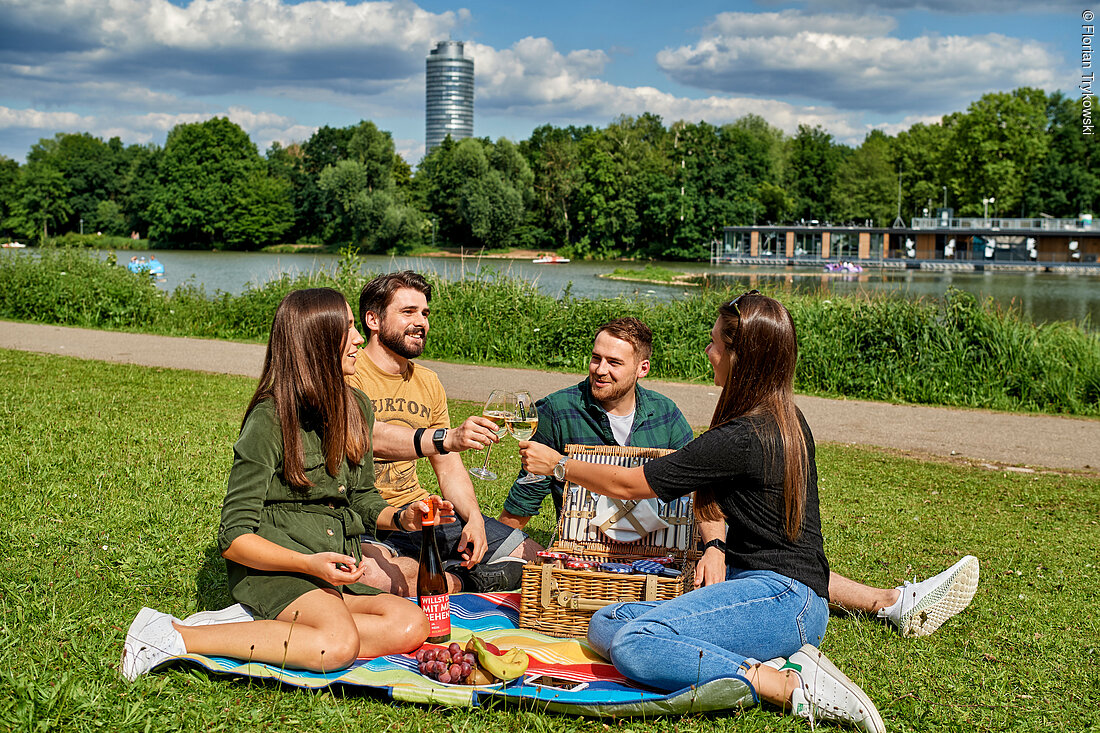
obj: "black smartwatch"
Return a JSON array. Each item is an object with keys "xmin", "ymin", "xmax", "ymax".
[
  {"xmin": 702, "ymin": 538, "xmax": 727, "ymax": 553},
  {"xmin": 432, "ymin": 428, "xmax": 449, "ymax": 454}
]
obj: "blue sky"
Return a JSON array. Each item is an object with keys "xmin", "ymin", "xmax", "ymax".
[{"xmin": 0, "ymin": 0, "xmax": 1085, "ymax": 164}]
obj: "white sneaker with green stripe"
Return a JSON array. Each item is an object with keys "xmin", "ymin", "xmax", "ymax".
[{"xmin": 778, "ymin": 644, "xmax": 886, "ymax": 733}]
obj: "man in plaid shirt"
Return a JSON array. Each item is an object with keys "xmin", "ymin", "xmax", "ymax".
[{"xmin": 498, "ymin": 317, "xmax": 691, "ymax": 527}]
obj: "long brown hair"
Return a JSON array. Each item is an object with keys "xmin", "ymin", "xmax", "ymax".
[
  {"xmin": 696, "ymin": 293, "xmax": 809, "ymax": 541},
  {"xmin": 243, "ymin": 288, "xmax": 368, "ymax": 489}
]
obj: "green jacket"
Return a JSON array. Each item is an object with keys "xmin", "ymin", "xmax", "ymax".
[{"xmin": 218, "ymin": 389, "xmax": 386, "ymax": 610}]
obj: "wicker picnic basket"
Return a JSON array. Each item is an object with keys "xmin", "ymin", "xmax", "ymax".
[{"xmin": 519, "ymin": 444, "xmax": 699, "ymax": 638}]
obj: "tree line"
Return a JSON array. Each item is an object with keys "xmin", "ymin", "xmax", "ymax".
[{"xmin": 0, "ymin": 87, "xmax": 1095, "ymax": 260}]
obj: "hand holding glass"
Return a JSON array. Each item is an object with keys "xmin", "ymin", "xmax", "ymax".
[
  {"xmin": 469, "ymin": 390, "xmax": 513, "ymax": 481},
  {"xmin": 509, "ymin": 392, "xmax": 544, "ymax": 484}
]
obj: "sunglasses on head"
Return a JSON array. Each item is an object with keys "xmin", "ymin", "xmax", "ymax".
[{"xmin": 726, "ymin": 289, "xmax": 761, "ymax": 316}]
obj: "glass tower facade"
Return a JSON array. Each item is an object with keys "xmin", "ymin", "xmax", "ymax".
[{"xmin": 425, "ymin": 41, "xmax": 474, "ymax": 153}]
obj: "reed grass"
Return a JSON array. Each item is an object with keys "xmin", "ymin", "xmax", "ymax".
[{"xmin": 2, "ymin": 247, "xmax": 1097, "ymax": 415}]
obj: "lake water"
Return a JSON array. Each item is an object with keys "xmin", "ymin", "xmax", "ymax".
[{"xmin": 15, "ymin": 248, "xmax": 1100, "ymax": 328}]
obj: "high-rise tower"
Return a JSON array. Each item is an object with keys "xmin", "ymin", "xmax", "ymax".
[{"xmin": 425, "ymin": 41, "xmax": 474, "ymax": 153}]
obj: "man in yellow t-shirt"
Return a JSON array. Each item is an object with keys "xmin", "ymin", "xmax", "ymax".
[{"xmin": 348, "ymin": 271, "xmax": 541, "ymax": 595}]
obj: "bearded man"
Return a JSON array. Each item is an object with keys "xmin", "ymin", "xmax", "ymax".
[{"xmin": 348, "ymin": 271, "xmax": 540, "ymax": 595}]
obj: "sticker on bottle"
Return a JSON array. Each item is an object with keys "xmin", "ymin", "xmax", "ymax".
[{"xmin": 420, "ymin": 593, "xmax": 451, "ymax": 636}]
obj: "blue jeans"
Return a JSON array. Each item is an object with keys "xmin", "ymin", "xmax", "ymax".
[{"xmin": 587, "ymin": 568, "xmax": 828, "ymax": 692}]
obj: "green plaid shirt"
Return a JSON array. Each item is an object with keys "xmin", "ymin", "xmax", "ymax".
[{"xmin": 502, "ymin": 379, "xmax": 693, "ymax": 518}]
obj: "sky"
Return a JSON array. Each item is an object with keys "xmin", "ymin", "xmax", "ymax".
[{"xmin": 0, "ymin": 0, "xmax": 1087, "ymax": 165}]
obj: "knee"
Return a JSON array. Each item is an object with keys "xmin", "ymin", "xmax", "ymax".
[
  {"xmin": 314, "ymin": 630, "xmax": 360, "ymax": 671},
  {"xmin": 387, "ymin": 597, "xmax": 430, "ymax": 652},
  {"xmin": 607, "ymin": 622, "xmax": 664, "ymax": 681},
  {"xmin": 402, "ymin": 610, "xmax": 431, "ymax": 650}
]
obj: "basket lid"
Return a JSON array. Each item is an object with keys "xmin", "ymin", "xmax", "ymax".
[{"xmin": 553, "ymin": 444, "xmax": 696, "ymax": 557}]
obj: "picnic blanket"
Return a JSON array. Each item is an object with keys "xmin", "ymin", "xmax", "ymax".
[{"xmin": 157, "ymin": 592, "xmax": 755, "ymax": 716}]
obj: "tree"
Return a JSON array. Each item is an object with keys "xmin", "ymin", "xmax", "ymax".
[
  {"xmin": 26, "ymin": 132, "xmax": 129, "ymax": 234},
  {"xmin": 5, "ymin": 162, "xmax": 73, "ymax": 243},
  {"xmin": 415, "ymin": 137, "xmax": 533, "ymax": 250},
  {"xmin": 147, "ymin": 117, "xmax": 292, "ymax": 248},
  {"xmin": 833, "ymin": 130, "xmax": 897, "ymax": 226},
  {"xmin": 313, "ymin": 121, "xmax": 424, "ymax": 252},
  {"xmin": 1023, "ymin": 92, "xmax": 1099, "ymax": 217},
  {"xmin": 941, "ymin": 88, "xmax": 1050, "ymax": 217},
  {"xmin": 519, "ymin": 124, "xmax": 589, "ymax": 249},
  {"xmin": 0, "ymin": 155, "xmax": 20, "ymax": 240},
  {"xmin": 785, "ymin": 124, "xmax": 840, "ymax": 221},
  {"xmin": 889, "ymin": 121, "xmax": 949, "ymax": 221}
]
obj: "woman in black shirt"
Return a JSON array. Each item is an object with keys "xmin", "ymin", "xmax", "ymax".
[{"xmin": 520, "ymin": 292, "xmax": 884, "ymax": 732}]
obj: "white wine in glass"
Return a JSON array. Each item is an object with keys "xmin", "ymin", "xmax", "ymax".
[
  {"xmin": 469, "ymin": 390, "xmax": 514, "ymax": 481},
  {"xmin": 509, "ymin": 391, "xmax": 544, "ymax": 484}
]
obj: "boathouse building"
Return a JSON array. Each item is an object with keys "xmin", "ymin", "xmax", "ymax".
[{"xmin": 716, "ymin": 214, "xmax": 1100, "ymax": 270}]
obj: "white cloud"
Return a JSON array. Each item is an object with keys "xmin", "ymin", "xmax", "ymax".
[
  {"xmin": 0, "ymin": 106, "xmax": 97, "ymax": 131},
  {"xmin": 0, "ymin": 0, "xmax": 461, "ymax": 99},
  {"xmin": 655, "ymin": 10, "xmax": 1063, "ymax": 113},
  {"xmin": 467, "ymin": 37, "xmax": 892, "ymax": 144}
]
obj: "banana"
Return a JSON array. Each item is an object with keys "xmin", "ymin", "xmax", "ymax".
[{"xmin": 466, "ymin": 635, "xmax": 529, "ymax": 682}]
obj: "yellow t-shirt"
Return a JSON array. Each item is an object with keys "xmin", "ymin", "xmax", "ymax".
[{"xmin": 346, "ymin": 355, "xmax": 449, "ymax": 507}]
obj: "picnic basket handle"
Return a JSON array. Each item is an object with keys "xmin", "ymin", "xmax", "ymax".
[{"xmin": 548, "ymin": 573, "xmax": 659, "ymax": 611}]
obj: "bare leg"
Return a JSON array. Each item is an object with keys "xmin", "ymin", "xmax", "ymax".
[
  {"xmin": 827, "ymin": 572, "xmax": 900, "ymax": 614},
  {"xmin": 509, "ymin": 537, "xmax": 542, "ymax": 561},
  {"xmin": 177, "ymin": 587, "xmax": 424, "ymax": 672},
  {"xmin": 344, "ymin": 593, "xmax": 429, "ymax": 658},
  {"xmin": 358, "ymin": 542, "xmax": 463, "ymax": 594},
  {"xmin": 496, "ymin": 510, "xmax": 531, "ymax": 531},
  {"xmin": 743, "ymin": 663, "xmax": 801, "ymax": 707}
]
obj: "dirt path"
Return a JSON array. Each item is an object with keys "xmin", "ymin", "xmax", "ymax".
[{"xmin": 3, "ymin": 320, "xmax": 1097, "ymax": 474}]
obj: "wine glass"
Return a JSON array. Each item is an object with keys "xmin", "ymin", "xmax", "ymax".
[
  {"xmin": 508, "ymin": 391, "xmax": 544, "ymax": 485},
  {"xmin": 469, "ymin": 389, "xmax": 514, "ymax": 481}
]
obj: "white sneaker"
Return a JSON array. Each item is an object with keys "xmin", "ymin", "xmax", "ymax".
[
  {"xmin": 781, "ymin": 644, "xmax": 886, "ymax": 733},
  {"xmin": 878, "ymin": 555, "xmax": 979, "ymax": 638},
  {"xmin": 120, "ymin": 607, "xmax": 186, "ymax": 681},
  {"xmin": 179, "ymin": 603, "xmax": 254, "ymax": 626}
]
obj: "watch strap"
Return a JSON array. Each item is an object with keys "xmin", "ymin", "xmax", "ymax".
[
  {"xmin": 432, "ymin": 428, "xmax": 449, "ymax": 455},
  {"xmin": 702, "ymin": 538, "xmax": 727, "ymax": 552}
]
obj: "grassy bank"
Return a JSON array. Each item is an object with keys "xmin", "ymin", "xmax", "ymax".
[
  {"xmin": 1, "ymin": 348, "xmax": 1097, "ymax": 732},
  {"xmin": 1, "ymin": 246, "xmax": 1098, "ymax": 416}
]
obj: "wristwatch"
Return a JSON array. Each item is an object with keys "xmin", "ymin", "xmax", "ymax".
[
  {"xmin": 552, "ymin": 456, "xmax": 569, "ymax": 481},
  {"xmin": 702, "ymin": 538, "xmax": 727, "ymax": 553},
  {"xmin": 432, "ymin": 428, "xmax": 449, "ymax": 455}
]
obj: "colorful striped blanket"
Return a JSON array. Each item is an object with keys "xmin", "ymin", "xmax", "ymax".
[{"xmin": 156, "ymin": 592, "xmax": 755, "ymax": 717}]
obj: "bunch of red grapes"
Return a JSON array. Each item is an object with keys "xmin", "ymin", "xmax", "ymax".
[{"xmin": 415, "ymin": 642, "xmax": 477, "ymax": 684}]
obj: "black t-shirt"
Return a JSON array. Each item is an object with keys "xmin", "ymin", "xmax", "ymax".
[{"xmin": 643, "ymin": 412, "xmax": 830, "ymax": 600}]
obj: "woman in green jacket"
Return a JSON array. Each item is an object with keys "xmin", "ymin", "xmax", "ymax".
[{"xmin": 122, "ymin": 288, "xmax": 436, "ymax": 680}]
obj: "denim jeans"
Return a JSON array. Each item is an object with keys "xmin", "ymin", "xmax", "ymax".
[{"xmin": 587, "ymin": 568, "xmax": 828, "ymax": 692}]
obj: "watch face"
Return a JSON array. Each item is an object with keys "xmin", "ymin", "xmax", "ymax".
[{"xmin": 553, "ymin": 458, "xmax": 567, "ymax": 481}]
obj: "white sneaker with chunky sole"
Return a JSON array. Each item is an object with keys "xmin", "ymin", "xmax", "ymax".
[
  {"xmin": 878, "ymin": 555, "xmax": 979, "ymax": 638},
  {"xmin": 781, "ymin": 644, "xmax": 886, "ymax": 733}
]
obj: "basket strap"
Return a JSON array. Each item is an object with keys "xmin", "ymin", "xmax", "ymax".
[{"xmin": 597, "ymin": 499, "xmax": 649, "ymax": 536}]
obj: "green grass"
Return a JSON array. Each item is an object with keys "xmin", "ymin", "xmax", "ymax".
[
  {"xmin": 600, "ymin": 265, "xmax": 697, "ymax": 285},
  {"xmin": 1, "ymin": 348, "xmax": 1098, "ymax": 731}
]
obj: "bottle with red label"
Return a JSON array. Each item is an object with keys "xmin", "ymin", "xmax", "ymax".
[{"xmin": 417, "ymin": 497, "xmax": 450, "ymax": 643}]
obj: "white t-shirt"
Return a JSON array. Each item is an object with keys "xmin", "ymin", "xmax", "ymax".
[{"xmin": 607, "ymin": 409, "xmax": 635, "ymax": 446}]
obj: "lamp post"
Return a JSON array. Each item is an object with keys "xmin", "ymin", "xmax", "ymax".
[
  {"xmin": 80, "ymin": 218, "xmax": 83, "ymax": 235},
  {"xmin": 982, "ymin": 196, "xmax": 995, "ymax": 220},
  {"xmin": 942, "ymin": 186, "xmax": 947, "ymax": 209}
]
